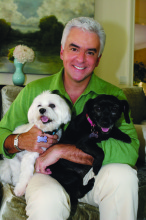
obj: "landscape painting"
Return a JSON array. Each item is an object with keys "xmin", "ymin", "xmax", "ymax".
[{"xmin": 0, "ymin": 0, "xmax": 94, "ymax": 75}]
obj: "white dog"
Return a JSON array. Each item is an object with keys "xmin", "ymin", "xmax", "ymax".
[{"xmin": 0, "ymin": 91, "xmax": 71, "ymax": 196}]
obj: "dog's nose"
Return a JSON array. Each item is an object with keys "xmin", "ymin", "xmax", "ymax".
[
  {"xmin": 39, "ymin": 108, "xmax": 46, "ymax": 114},
  {"xmin": 101, "ymin": 121, "xmax": 109, "ymax": 126}
]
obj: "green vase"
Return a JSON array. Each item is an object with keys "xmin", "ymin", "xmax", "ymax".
[{"xmin": 12, "ymin": 58, "xmax": 25, "ymax": 86}]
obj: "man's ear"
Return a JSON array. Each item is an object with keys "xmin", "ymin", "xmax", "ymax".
[
  {"xmin": 95, "ymin": 54, "xmax": 102, "ymax": 67},
  {"xmin": 60, "ymin": 46, "xmax": 64, "ymax": 60}
]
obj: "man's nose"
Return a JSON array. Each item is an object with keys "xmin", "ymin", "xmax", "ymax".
[{"xmin": 77, "ymin": 51, "xmax": 86, "ymax": 63}]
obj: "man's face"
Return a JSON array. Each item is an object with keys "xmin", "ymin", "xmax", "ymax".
[{"xmin": 60, "ymin": 27, "xmax": 101, "ymax": 83}]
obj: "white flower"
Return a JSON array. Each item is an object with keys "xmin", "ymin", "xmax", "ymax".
[{"xmin": 13, "ymin": 45, "xmax": 35, "ymax": 64}]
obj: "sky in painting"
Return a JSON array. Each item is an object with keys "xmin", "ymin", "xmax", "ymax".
[{"xmin": 0, "ymin": 0, "xmax": 94, "ymax": 32}]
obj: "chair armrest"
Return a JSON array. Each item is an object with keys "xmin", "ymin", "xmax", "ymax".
[
  {"xmin": 1, "ymin": 85, "xmax": 23, "ymax": 119},
  {"xmin": 134, "ymin": 124, "xmax": 145, "ymax": 163}
]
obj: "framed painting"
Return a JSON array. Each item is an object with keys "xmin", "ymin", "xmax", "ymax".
[{"xmin": 0, "ymin": 0, "xmax": 94, "ymax": 75}]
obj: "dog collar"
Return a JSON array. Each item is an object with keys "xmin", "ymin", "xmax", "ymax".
[
  {"xmin": 44, "ymin": 129, "xmax": 59, "ymax": 135},
  {"xmin": 86, "ymin": 114, "xmax": 95, "ymax": 127},
  {"xmin": 86, "ymin": 114, "xmax": 98, "ymax": 138}
]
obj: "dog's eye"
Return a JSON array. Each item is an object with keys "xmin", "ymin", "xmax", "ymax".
[
  {"xmin": 49, "ymin": 103, "xmax": 55, "ymax": 108},
  {"xmin": 112, "ymin": 107, "xmax": 118, "ymax": 114},
  {"xmin": 37, "ymin": 105, "xmax": 41, "ymax": 107},
  {"xmin": 96, "ymin": 107, "xmax": 101, "ymax": 112}
]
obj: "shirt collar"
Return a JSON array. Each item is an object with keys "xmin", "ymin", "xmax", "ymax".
[
  {"xmin": 49, "ymin": 68, "xmax": 105, "ymax": 99},
  {"xmin": 81, "ymin": 72, "xmax": 105, "ymax": 95},
  {"xmin": 48, "ymin": 67, "xmax": 65, "ymax": 94}
]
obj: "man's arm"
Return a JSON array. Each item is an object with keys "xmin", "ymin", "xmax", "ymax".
[
  {"xmin": 4, "ymin": 126, "xmax": 59, "ymax": 154},
  {"xmin": 35, "ymin": 143, "xmax": 94, "ymax": 174}
]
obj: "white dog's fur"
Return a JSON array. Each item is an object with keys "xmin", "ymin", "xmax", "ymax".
[{"xmin": 0, "ymin": 91, "xmax": 71, "ymax": 196}]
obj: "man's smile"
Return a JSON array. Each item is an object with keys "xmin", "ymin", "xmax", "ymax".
[{"xmin": 73, "ymin": 65, "xmax": 86, "ymax": 70}]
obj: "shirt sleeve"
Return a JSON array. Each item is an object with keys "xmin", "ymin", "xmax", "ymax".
[{"xmin": 101, "ymin": 90, "xmax": 139, "ymax": 167}]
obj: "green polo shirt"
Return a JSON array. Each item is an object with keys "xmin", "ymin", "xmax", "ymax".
[{"xmin": 0, "ymin": 68, "xmax": 139, "ymax": 166}]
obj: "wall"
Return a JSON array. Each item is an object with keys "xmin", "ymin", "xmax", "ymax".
[
  {"xmin": 134, "ymin": 0, "xmax": 146, "ymax": 66},
  {"xmin": 135, "ymin": 0, "xmax": 146, "ymax": 24},
  {"xmin": 0, "ymin": 73, "xmax": 49, "ymax": 85},
  {"xmin": 94, "ymin": 0, "xmax": 135, "ymax": 87}
]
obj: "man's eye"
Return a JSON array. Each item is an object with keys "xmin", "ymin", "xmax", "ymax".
[
  {"xmin": 88, "ymin": 51, "xmax": 94, "ymax": 56},
  {"xmin": 71, "ymin": 48, "xmax": 77, "ymax": 52}
]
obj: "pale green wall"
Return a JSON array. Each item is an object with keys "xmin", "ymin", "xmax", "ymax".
[
  {"xmin": 0, "ymin": 73, "xmax": 48, "ymax": 85},
  {"xmin": 94, "ymin": 0, "xmax": 135, "ymax": 87}
]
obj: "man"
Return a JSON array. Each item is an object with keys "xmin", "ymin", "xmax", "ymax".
[{"xmin": 0, "ymin": 17, "xmax": 139, "ymax": 220}]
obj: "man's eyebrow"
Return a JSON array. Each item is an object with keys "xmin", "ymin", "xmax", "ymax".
[
  {"xmin": 69, "ymin": 43, "xmax": 80, "ymax": 48},
  {"xmin": 88, "ymin": 48, "xmax": 97, "ymax": 53},
  {"xmin": 69, "ymin": 44, "xmax": 97, "ymax": 53}
]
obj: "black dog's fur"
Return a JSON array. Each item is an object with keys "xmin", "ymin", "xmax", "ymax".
[{"xmin": 48, "ymin": 95, "xmax": 131, "ymax": 205}]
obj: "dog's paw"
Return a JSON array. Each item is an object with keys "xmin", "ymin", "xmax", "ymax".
[
  {"xmin": 93, "ymin": 166, "xmax": 99, "ymax": 175},
  {"xmin": 14, "ymin": 183, "xmax": 26, "ymax": 196},
  {"xmin": 87, "ymin": 177, "xmax": 95, "ymax": 190},
  {"xmin": 93, "ymin": 161, "xmax": 102, "ymax": 175}
]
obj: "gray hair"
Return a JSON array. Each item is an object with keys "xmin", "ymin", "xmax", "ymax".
[{"xmin": 61, "ymin": 17, "xmax": 106, "ymax": 57}]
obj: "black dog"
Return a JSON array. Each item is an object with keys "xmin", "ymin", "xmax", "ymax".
[{"xmin": 48, "ymin": 95, "xmax": 131, "ymax": 204}]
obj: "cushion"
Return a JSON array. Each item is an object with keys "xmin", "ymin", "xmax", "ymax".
[
  {"xmin": 68, "ymin": 203, "xmax": 99, "ymax": 220},
  {"xmin": 0, "ymin": 184, "xmax": 27, "ymax": 220},
  {"xmin": 0, "ymin": 183, "xmax": 99, "ymax": 220},
  {"xmin": 122, "ymin": 87, "xmax": 146, "ymax": 124},
  {"xmin": 134, "ymin": 125, "xmax": 146, "ymax": 163},
  {"xmin": 1, "ymin": 85, "xmax": 23, "ymax": 119},
  {"xmin": 137, "ymin": 185, "xmax": 146, "ymax": 219}
]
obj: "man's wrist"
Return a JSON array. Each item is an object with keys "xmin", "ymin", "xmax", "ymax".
[
  {"xmin": 53, "ymin": 144, "xmax": 64, "ymax": 159},
  {"xmin": 14, "ymin": 134, "xmax": 24, "ymax": 152},
  {"xmin": 56, "ymin": 144, "xmax": 76, "ymax": 160},
  {"xmin": 57, "ymin": 144, "xmax": 94, "ymax": 165}
]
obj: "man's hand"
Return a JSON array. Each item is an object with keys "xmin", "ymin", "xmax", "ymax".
[
  {"xmin": 4, "ymin": 125, "xmax": 58, "ymax": 154},
  {"xmin": 35, "ymin": 144, "xmax": 94, "ymax": 174}
]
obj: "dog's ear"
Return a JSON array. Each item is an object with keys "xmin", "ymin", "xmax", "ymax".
[
  {"xmin": 60, "ymin": 100, "xmax": 71, "ymax": 124},
  {"xmin": 28, "ymin": 103, "xmax": 35, "ymax": 123},
  {"xmin": 120, "ymin": 100, "xmax": 130, "ymax": 124}
]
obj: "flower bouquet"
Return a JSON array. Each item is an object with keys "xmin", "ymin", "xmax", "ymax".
[{"xmin": 8, "ymin": 45, "xmax": 35, "ymax": 64}]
